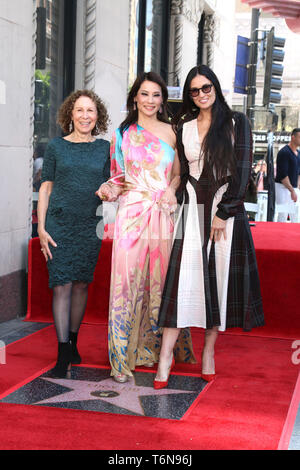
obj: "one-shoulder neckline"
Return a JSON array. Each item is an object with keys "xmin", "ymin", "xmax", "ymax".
[{"xmin": 136, "ymin": 124, "xmax": 175, "ymax": 152}]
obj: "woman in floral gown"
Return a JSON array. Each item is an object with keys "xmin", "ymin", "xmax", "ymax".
[{"xmin": 97, "ymin": 72, "xmax": 195, "ymax": 382}]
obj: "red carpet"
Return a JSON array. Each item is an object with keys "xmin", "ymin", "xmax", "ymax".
[
  {"xmin": 278, "ymin": 372, "xmax": 300, "ymax": 450},
  {"xmin": 26, "ymin": 222, "xmax": 300, "ymax": 339},
  {"xmin": 0, "ymin": 324, "xmax": 298, "ymax": 450},
  {"xmin": 248, "ymin": 222, "xmax": 300, "ymax": 339},
  {"xmin": 26, "ymin": 225, "xmax": 114, "ymax": 326},
  {"xmin": 3, "ymin": 221, "xmax": 298, "ymax": 450}
]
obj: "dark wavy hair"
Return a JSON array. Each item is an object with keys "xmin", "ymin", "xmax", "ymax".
[
  {"xmin": 119, "ymin": 71, "xmax": 170, "ymax": 135},
  {"xmin": 57, "ymin": 89, "xmax": 110, "ymax": 136},
  {"xmin": 173, "ymin": 65, "xmax": 236, "ymax": 187}
]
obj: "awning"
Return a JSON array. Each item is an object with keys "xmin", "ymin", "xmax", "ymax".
[{"xmin": 241, "ymin": 0, "xmax": 300, "ymax": 33}]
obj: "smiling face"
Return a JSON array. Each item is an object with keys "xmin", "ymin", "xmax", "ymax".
[
  {"xmin": 71, "ymin": 95, "xmax": 98, "ymax": 136},
  {"xmin": 134, "ymin": 80, "xmax": 163, "ymax": 119},
  {"xmin": 189, "ymin": 74, "xmax": 216, "ymax": 112}
]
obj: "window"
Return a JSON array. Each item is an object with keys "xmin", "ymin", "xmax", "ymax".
[
  {"xmin": 129, "ymin": 0, "xmax": 171, "ymax": 86},
  {"xmin": 32, "ymin": 0, "xmax": 77, "ymax": 236}
]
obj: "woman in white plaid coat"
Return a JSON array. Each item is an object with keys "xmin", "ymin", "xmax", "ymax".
[{"xmin": 154, "ymin": 65, "xmax": 264, "ymax": 389}]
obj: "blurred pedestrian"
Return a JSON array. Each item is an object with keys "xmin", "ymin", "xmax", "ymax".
[
  {"xmin": 275, "ymin": 128, "xmax": 300, "ymax": 222},
  {"xmin": 255, "ymin": 160, "xmax": 268, "ymax": 191}
]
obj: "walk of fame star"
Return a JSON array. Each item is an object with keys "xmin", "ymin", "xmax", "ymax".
[
  {"xmin": 0, "ymin": 367, "xmax": 207, "ymax": 420},
  {"xmin": 34, "ymin": 376, "xmax": 195, "ymax": 416}
]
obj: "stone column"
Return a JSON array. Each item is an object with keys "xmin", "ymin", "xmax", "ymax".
[
  {"xmin": 168, "ymin": 0, "xmax": 204, "ymax": 87},
  {"xmin": 151, "ymin": 0, "xmax": 163, "ymax": 75},
  {"xmin": 30, "ymin": 1, "xmax": 37, "ymax": 238},
  {"xmin": 84, "ymin": 0, "xmax": 97, "ymax": 90},
  {"xmin": 203, "ymin": 14, "xmax": 220, "ymax": 69}
]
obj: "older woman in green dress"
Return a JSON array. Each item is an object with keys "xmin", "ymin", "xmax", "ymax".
[{"xmin": 38, "ymin": 90, "xmax": 110, "ymax": 378}]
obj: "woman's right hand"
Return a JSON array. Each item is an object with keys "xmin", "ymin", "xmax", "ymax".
[
  {"xmin": 95, "ymin": 183, "xmax": 118, "ymax": 202},
  {"xmin": 38, "ymin": 228, "xmax": 57, "ymax": 261},
  {"xmin": 210, "ymin": 215, "xmax": 227, "ymax": 242},
  {"xmin": 290, "ymin": 188, "xmax": 297, "ymax": 203},
  {"xmin": 158, "ymin": 186, "xmax": 178, "ymax": 213}
]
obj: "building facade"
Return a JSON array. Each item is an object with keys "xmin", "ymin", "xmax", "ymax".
[
  {"xmin": 0, "ymin": 0, "xmax": 236, "ymax": 322},
  {"xmin": 234, "ymin": 0, "xmax": 300, "ymax": 160}
]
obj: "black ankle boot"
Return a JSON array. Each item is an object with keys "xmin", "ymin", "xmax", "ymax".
[
  {"xmin": 69, "ymin": 331, "xmax": 81, "ymax": 364},
  {"xmin": 50, "ymin": 342, "xmax": 72, "ymax": 378}
]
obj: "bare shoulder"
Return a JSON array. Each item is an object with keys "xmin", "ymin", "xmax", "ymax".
[{"xmin": 159, "ymin": 121, "xmax": 176, "ymax": 148}]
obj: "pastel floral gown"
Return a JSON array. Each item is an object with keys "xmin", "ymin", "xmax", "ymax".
[{"xmin": 107, "ymin": 124, "xmax": 196, "ymax": 377}]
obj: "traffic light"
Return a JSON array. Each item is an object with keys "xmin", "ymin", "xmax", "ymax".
[{"xmin": 263, "ymin": 27, "xmax": 285, "ymax": 106}]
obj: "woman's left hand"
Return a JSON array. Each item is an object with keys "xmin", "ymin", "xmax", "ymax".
[
  {"xmin": 210, "ymin": 215, "xmax": 227, "ymax": 242},
  {"xmin": 96, "ymin": 183, "xmax": 118, "ymax": 202},
  {"xmin": 158, "ymin": 187, "xmax": 177, "ymax": 213}
]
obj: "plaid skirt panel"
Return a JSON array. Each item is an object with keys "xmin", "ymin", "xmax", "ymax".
[{"xmin": 158, "ymin": 178, "xmax": 264, "ymax": 332}]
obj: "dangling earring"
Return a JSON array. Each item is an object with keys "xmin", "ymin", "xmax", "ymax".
[
  {"xmin": 159, "ymin": 105, "xmax": 163, "ymax": 114},
  {"xmin": 69, "ymin": 120, "xmax": 73, "ymax": 133},
  {"xmin": 133, "ymin": 102, "xmax": 137, "ymax": 111}
]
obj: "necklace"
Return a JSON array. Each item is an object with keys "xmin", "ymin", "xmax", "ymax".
[{"xmin": 67, "ymin": 132, "xmax": 95, "ymax": 143}]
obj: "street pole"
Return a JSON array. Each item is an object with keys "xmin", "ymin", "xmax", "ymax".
[
  {"xmin": 246, "ymin": 8, "xmax": 260, "ymax": 128},
  {"xmin": 266, "ymin": 131, "xmax": 275, "ymax": 221}
]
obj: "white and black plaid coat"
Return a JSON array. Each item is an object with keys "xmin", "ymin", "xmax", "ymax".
[{"xmin": 158, "ymin": 112, "xmax": 265, "ymax": 332}]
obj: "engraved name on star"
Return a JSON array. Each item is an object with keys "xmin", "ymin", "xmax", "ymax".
[{"xmin": 34, "ymin": 375, "xmax": 195, "ymax": 416}]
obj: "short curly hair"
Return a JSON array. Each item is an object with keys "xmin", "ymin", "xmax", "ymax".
[{"xmin": 57, "ymin": 89, "xmax": 110, "ymax": 136}]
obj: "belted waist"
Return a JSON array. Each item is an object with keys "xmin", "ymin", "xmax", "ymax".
[{"xmin": 122, "ymin": 182, "xmax": 166, "ymax": 203}]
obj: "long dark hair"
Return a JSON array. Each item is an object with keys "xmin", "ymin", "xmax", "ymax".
[
  {"xmin": 173, "ymin": 65, "xmax": 236, "ymax": 186},
  {"xmin": 119, "ymin": 71, "xmax": 170, "ymax": 135}
]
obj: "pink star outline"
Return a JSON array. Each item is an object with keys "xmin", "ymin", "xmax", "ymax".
[{"xmin": 34, "ymin": 375, "xmax": 195, "ymax": 416}]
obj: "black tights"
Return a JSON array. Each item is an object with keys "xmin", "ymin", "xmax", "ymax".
[{"xmin": 52, "ymin": 281, "xmax": 89, "ymax": 343}]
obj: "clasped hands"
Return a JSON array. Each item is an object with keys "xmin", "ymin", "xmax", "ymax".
[
  {"xmin": 96, "ymin": 183, "xmax": 119, "ymax": 202},
  {"xmin": 96, "ymin": 183, "xmax": 177, "ymax": 212}
]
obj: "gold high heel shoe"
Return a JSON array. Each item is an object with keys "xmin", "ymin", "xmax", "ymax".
[
  {"xmin": 143, "ymin": 361, "xmax": 155, "ymax": 368},
  {"xmin": 113, "ymin": 373, "xmax": 129, "ymax": 383}
]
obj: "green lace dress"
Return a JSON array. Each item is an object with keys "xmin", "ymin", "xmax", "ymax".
[{"xmin": 41, "ymin": 137, "xmax": 110, "ymax": 288}]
